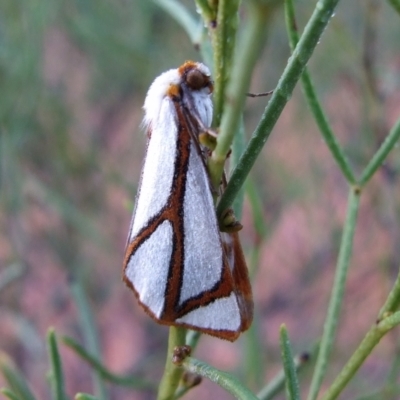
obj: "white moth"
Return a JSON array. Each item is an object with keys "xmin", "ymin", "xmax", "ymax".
[{"xmin": 123, "ymin": 61, "xmax": 253, "ymax": 341}]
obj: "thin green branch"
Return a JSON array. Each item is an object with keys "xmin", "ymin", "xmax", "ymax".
[
  {"xmin": 284, "ymin": 0, "xmax": 356, "ymax": 184},
  {"xmin": 378, "ymin": 268, "xmax": 400, "ymax": 319},
  {"xmin": 279, "ymin": 325, "xmax": 301, "ymax": 400},
  {"xmin": 258, "ymin": 352, "xmax": 311, "ymax": 400},
  {"xmin": 209, "ymin": 2, "xmax": 272, "ymax": 188},
  {"xmin": 47, "ymin": 329, "xmax": 68, "ymax": 400},
  {"xmin": 62, "ymin": 336, "xmax": 154, "ymax": 389},
  {"xmin": 0, "ymin": 355, "xmax": 36, "ymax": 400},
  {"xmin": 182, "ymin": 356, "xmax": 259, "ymax": 400},
  {"xmin": 211, "ymin": 0, "xmax": 240, "ymax": 127},
  {"xmin": 358, "ymin": 117, "xmax": 400, "ymax": 186},
  {"xmin": 320, "ymin": 312, "xmax": 400, "ymax": 400},
  {"xmin": 157, "ymin": 327, "xmax": 187, "ymax": 400},
  {"xmin": 217, "ymin": 0, "xmax": 342, "ymax": 218},
  {"xmin": 195, "ymin": 0, "xmax": 216, "ymax": 23},
  {"xmin": 379, "ymin": 267, "xmax": 400, "ymax": 389},
  {"xmin": 307, "ymin": 187, "xmax": 360, "ymax": 400}
]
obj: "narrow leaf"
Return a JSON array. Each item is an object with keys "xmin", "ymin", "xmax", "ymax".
[
  {"xmin": 47, "ymin": 328, "xmax": 68, "ymax": 400},
  {"xmin": 0, "ymin": 354, "xmax": 36, "ymax": 400},
  {"xmin": 279, "ymin": 325, "xmax": 301, "ymax": 400},
  {"xmin": 182, "ymin": 356, "xmax": 258, "ymax": 400}
]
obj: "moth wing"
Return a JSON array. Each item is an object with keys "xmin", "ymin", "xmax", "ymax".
[
  {"xmin": 175, "ymin": 139, "xmax": 245, "ymax": 340},
  {"xmin": 127, "ymin": 98, "xmax": 177, "ymax": 241},
  {"xmin": 124, "ymin": 97, "xmax": 177, "ymax": 317},
  {"xmin": 125, "ymin": 220, "xmax": 173, "ymax": 317},
  {"xmin": 179, "ymin": 140, "xmax": 225, "ymax": 304}
]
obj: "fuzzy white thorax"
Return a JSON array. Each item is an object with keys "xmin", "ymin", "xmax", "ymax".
[
  {"xmin": 142, "ymin": 68, "xmax": 180, "ymax": 129},
  {"xmin": 142, "ymin": 62, "xmax": 213, "ymax": 131}
]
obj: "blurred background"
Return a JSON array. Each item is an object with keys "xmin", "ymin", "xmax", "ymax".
[{"xmin": 1, "ymin": 0, "xmax": 400, "ymax": 399}]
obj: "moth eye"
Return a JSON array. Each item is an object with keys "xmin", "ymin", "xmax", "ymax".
[{"xmin": 186, "ymin": 69, "xmax": 208, "ymax": 91}]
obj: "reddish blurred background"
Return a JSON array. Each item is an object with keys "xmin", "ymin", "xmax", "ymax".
[{"xmin": 1, "ymin": 1, "xmax": 400, "ymax": 399}]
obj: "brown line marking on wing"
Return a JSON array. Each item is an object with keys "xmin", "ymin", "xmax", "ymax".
[{"xmin": 160, "ymin": 97, "xmax": 189, "ymax": 321}]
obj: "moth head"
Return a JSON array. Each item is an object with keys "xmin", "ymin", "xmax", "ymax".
[
  {"xmin": 179, "ymin": 61, "xmax": 214, "ymax": 95},
  {"xmin": 178, "ymin": 61, "xmax": 214, "ymax": 128},
  {"xmin": 142, "ymin": 61, "xmax": 213, "ymax": 131}
]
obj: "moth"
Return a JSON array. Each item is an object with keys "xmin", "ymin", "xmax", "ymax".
[{"xmin": 123, "ymin": 61, "xmax": 253, "ymax": 341}]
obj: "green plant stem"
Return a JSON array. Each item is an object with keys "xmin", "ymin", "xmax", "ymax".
[
  {"xmin": 258, "ymin": 353, "xmax": 311, "ymax": 400},
  {"xmin": 69, "ymin": 277, "xmax": 107, "ymax": 400},
  {"xmin": 378, "ymin": 269, "xmax": 400, "ymax": 319},
  {"xmin": 307, "ymin": 187, "xmax": 360, "ymax": 400},
  {"xmin": 358, "ymin": 117, "xmax": 400, "ymax": 186},
  {"xmin": 0, "ymin": 355, "xmax": 36, "ymax": 400},
  {"xmin": 209, "ymin": 2, "xmax": 272, "ymax": 189},
  {"xmin": 182, "ymin": 356, "xmax": 259, "ymax": 400},
  {"xmin": 379, "ymin": 268, "xmax": 400, "ymax": 388},
  {"xmin": 211, "ymin": 0, "xmax": 240, "ymax": 126},
  {"xmin": 279, "ymin": 325, "xmax": 301, "ymax": 400},
  {"xmin": 157, "ymin": 327, "xmax": 187, "ymax": 400},
  {"xmin": 195, "ymin": 0, "xmax": 216, "ymax": 23},
  {"xmin": 47, "ymin": 329, "xmax": 67, "ymax": 400},
  {"xmin": 284, "ymin": 0, "xmax": 356, "ymax": 184},
  {"xmin": 320, "ymin": 312, "xmax": 400, "ymax": 400},
  {"xmin": 217, "ymin": 0, "xmax": 341, "ymax": 218}
]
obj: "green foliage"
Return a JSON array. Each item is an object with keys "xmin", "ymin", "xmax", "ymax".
[
  {"xmin": 0, "ymin": 354, "xmax": 37, "ymax": 400},
  {"xmin": 1, "ymin": 0, "xmax": 400, "ymax": 399},
  {"xmin": 279, "ymin": 325, "xmax": 300, "ymax": 400}
]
